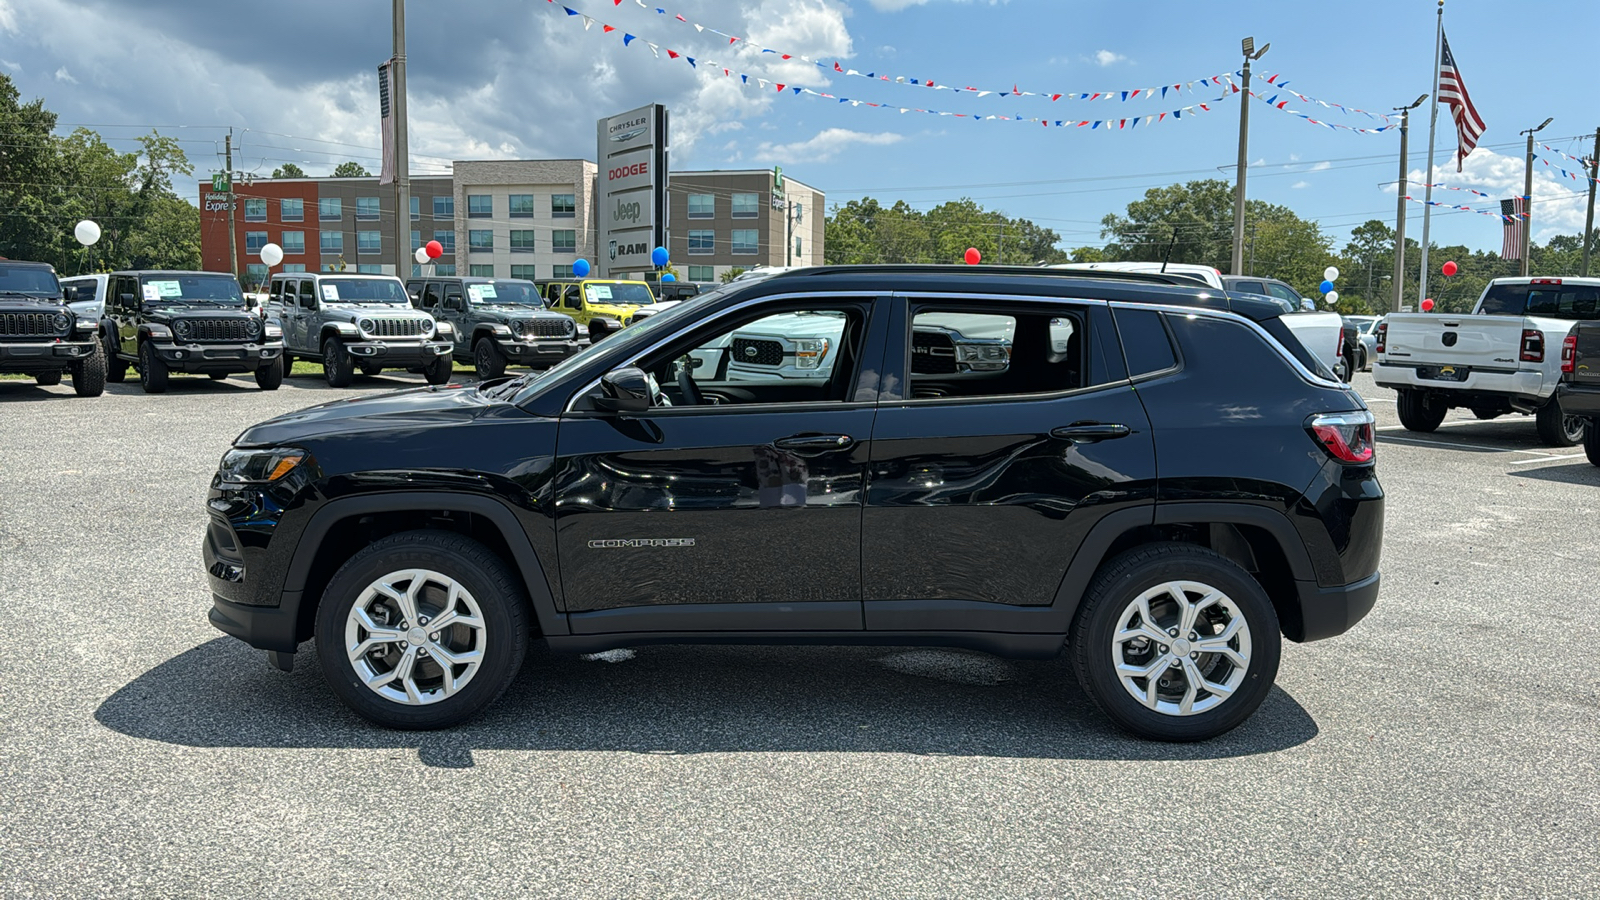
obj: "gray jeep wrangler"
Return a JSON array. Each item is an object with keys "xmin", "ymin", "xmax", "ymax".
[
  {"xmin": 406, "ymin": 276, "xmax": 586, "ymax": 380},
  {"xmin": 266, "ymin": 273, "xmax": 454, "ymax": 387}
]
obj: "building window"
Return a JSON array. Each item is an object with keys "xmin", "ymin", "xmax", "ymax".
[
  {"xmin": 357, "ymin": 264, "xmax": 384, "ymax": 274},
  {"xmin": 552, "ymin": 264, "xmax": 574, "ymax": 279},
  {"xmin": 510, "ymin": 230, "xmax": 536, "ymax": 253},
  {"xmin": 411, "ymin": 264, "xmax": 423, "ymax": 278},
  {"xmin": 794, "ymin": 237, "xmax": 803, "ymax": 258},
  {"xmin": 434, "ymin": 264, "xmax": 456, "ymax": 276},
  {"xmin": 318, "ymin": 197, "xmax": 342, "ymax": 220},
  {"xmin": 732, "ymin": 193, "xmax": 759, "ymax": 218},
  {"xmin": 280, "ymin": 198, "xmax": 304, "ymax": 222},
  {"xmin": 469, "ymin": 264, "xmax": 495, "ymax": 277},
  {"xmin": 467, "ymin": 194, "xmax": 492, "ymax": 218},
  {"xmin": 509, "ymin": 194, "xmax": 535, "ymax": 218},
  {"xmin": 358, "ymin": 230, "xmax": 382, "ymax": 254},
  {"xmin": 431, "ymin": 230, "xmax": 455, "ymax": 254},
  {"xmin": 356, "ymin": 197, "xmax": 380, "ymax": 220},
  {"xmin": 245, "ymin": 231, "xmax": 268, "ymax": 253},
  {"xmin": 410, "ymin": 196, "xmax": 420, "ymax": 220},
  {"xmin": 688, "ymin": 193, "xmax": 714, "ymax": 218},
  {"xmin": 281, "ymin": 231, "xmax": 305, "ymax": 255},
  {"xmin": 510, "ymin": 264, "xmax": 537, "ymax": 280},
  {"xmin": 552, "ymin": 194, "xmax": 575, "ymax": 218},
  {"xmin": 244, "ymin": 264, "xmax": 268, "ymax": 290},
  {"xmin": 433, "ymin": 196, "xmax": 454, "ymax": 219},
  {"xmin": 469, "ymin": 229, "xmax": 494, "ymax": 253},
  {"xmin": 282, "ymin": 263, "xmax": 306, "ymax": 273},
  {"xmin": 732, "ymin": 229, "xmax": 759, "ymax": 255},
  {"xmin": 551, "ymin": 230, "xmax": 576, "ymax": 254},
  {"xmin": 688, "ymin": 265, "xmax": 714, "ymax": 282},
  {"xmin": 688, "ymin": 230, "xmax": 715, "ymax": 254},
  {"xmin": 320, "ymin": 230, "xmax": 344, "ymax": 254},
  {"xmin": 244, "ymin": 198, "xmax": 267, "ymax": 222}
]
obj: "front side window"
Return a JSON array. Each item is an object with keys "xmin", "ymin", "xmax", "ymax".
[
  {"xmin": 318, "ymin": 197, "xmax": 342, "ymax": 220},
  {"xmin": 688, "ymin": 193, "xmax": 714, "ymax": 218},
  {"xmin": 509, "ymin": 194, "xmax": 535, "ymax": 218},
  {"xmin": 468, "ymin": 194, "xmax": 492, "ymax": 218},
  {"xmin": 906, "ymin": 303, "xmax": 1088, "ymax": 399},
  {"xmin": 731, "ymin": 193, "xmax": 759, "ymax": 218},
  {"xmin": 688, "ymin": 230, "xmax": 714, "ymax": 254},
  {"xmin": 320, "ymin": 230, "xmax": 343, "ymax": 254},
  {"xmin": 551, "ymin": 230, "xmax": 576, "ymax": 254},
  {"xmin": 280, "ymin": 198, "xmax": 304, "ymax": 222},
  {"xmin": 245, "ymin": 231, "xmax": 268, "ymax": 253},
  {"xmin": 356, "ymin": 196, "xmax": 380, "ymax": 220},
  {"xmin": 510, "ymin": 230, "xmax": 536, "ymax": 253},
  {"xmin": 281, "ymin": 231, "xmax": 305, "ymax": 255},
  {"xmin": 358, "ymin": 230, "xmax": 382, "ymax": 254},
  {"xmin": 433, "ymin": 195, "xmax": 454, "ymax": 219},
  {"xmin": 731, "ymin": 229, "xmax": 759, "ymax": 255},
  {"xmin": 469, "ymin": 229, "xmax": 494, "ymax": 253},
  {"xmin": 552, "ymin": 194, "xmax": 576, "ymax": 218},
  {"xmin": 244, "ymin": 198, "xmax": 267, "ymax": 222}
]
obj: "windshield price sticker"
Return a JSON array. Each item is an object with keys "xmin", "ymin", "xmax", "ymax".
[
  {"xmin": 142, "ymin": 285, "xmax": 160, "ymax": 301},
  {"xmin": 149, "ymin": 280, "xmax": 183, "ymax": 298},
  {"xmin": 469, "ymin": 284, "xmax": 497, "ymax": 301},
  {"xmin": 322, "ymin": 285, "xmax": 340, "ymax": 302},
  {"xmin": 586, "ymin": 285, "xmax": 613, "ymax": 301}
]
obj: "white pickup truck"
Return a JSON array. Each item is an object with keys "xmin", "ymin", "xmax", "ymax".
[{"xmin": 1373, "ymin": 276, "xmax": 1600, "ymax": 446}]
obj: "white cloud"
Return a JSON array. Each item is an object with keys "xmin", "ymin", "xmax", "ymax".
[
  {"xmin": 0, "ymin": 0, "xmax": 15, "ymax": 33},
  {"xmin": 1288, "ymin": 153, "xmax": 1301, "ymax": 162},
  {"xmin": 1094, "ymin": 50, "xmax": 1126, "ymax": 67},
  {"xmin": 1406, "ymin": 147, "xmax": 1591, "ymax": 240},
  {"xmin": 1309, "ymin": 160, "xmax": 1332, "ymax": 172},
  {"xmin": 1292, "ymin": 181, "xmax": 1311, "ymax": 189},
  {"xmin": 0, "ymin": 59, "xmax": 19, "ymax": 72},
  {"xmin": 868, "ymin": 0, "xmax": 929, "ymax": 9},
  {"xmin": 754, "ymin": 127, "xmax": 903, "ymax": 163},
  {"xmin": 52, "ymin": 66, "xmax": 75, "ymax": 84}
]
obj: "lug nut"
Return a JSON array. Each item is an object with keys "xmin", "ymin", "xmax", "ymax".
[
  {"xmin": 1170, "ymin": 659, "xmax": 1181, "ymax": 668},
  {"xmin": 1168, "ymin": 629, "xmax": 1179, "ymax": 637},
  {"xmin": 430, "ymin": 633, "xmax": 440, "ymax": 642},
  {"xmin": 1189, "ymin": 632, "xmax": 1198, "ymax": 640},
  {"xmin": 419, "ymin": 616, "xmax": 429, "ymax": 625},
  {"xmin": 1159, "ymin": 645, "xmax": 1168, "ymax": 654},
  {"xmin": 1190, "ymin": 652, "xmax": 1199, "ymax": 660},
  {"xmin": 399, "ymin": 642, "xmax": 408, "ymax": 649},
  {"xmin": 418, "ymin": 648, "xmax": 429, "ymax": 657}
]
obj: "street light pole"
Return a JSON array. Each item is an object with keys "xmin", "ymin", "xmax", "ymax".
[
  {"xmin": 1581, "ymin": 126, "xmax": 1599, "ymax": 277},
  {"xmin": 393, "ymin": 0, "xmax": 411, "ymax": 279},
  {"xmin": 1393, "ymin": 95, "xmax": 1427, "ymax": 312},
  {"xmin": 1519, "ymin": 117, "xmax": 1552, "ymax": 277},
  {"xmin": 1231, "ymin": 37, "xmax": 1268, "ymax": 276}
]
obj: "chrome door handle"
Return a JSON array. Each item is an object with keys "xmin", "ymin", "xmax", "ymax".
[{"xmin": 1049, "ymin": 423, "xmax": 1131, "ymax": 443}]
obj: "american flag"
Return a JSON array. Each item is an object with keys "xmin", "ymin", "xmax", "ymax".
[
  {"xmin": 1438, "ymin": 31, "xmax": 1486, "ymax": 173},
  {"xmin": 1501, "ymin": 197, "xmax": 1526, "ymax": 259}
]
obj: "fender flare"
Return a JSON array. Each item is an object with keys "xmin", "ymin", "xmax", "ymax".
[
  {"xmin": 321, "ymin": 322, "xmax": 361, "ymax": 343},
  {"xmin": 138, "ymin": 323, "xmax": 172, "ymax": 342}
]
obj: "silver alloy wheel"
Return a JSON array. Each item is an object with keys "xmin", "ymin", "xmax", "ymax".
[
  {"xmin": 1564, "ymin": 415, "xmax": 1586, "ymax": 443},
  {"xmin": 1111, "ymin": 580, "xmax": 1252, "ymax": 717},
  {"xmin": 344, "ymin": 568, "xmax": 487, "ymax": 706}
]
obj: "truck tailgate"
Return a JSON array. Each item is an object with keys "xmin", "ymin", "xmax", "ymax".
[
  {"xmin": 1382, "ymin": 313, "xmax": 1528, "ymax": 367},
  {"xmin": 1280, "ymin": 311, "xmax": 1344, "ymax": 373},
  {"xmin": 1571, "ymin": 322, "xmax": 1600, "ymax": 386}
]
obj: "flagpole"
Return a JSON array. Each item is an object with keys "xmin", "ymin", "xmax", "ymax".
[{"xmin": 1418, "ymin": 0, "xmax": 1444, "ymax": 306}]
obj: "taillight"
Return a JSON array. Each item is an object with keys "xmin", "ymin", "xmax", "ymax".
[
  {"xmin": 1308, "ymin": 411, "xmax": 1375, "ymax": 464},
  {"xmin": 1561, "ymin": 334, "xmax": 1577, "ymax": 374},
  {"xmin": 1520, "ymin": 329, "xmax": 1544, "ymax": 363},
  {"xmin": 1375, "ymin": 322, "xmax": 1387, "ymax": 354},
  {"xmin": 1336, "ymin": 329, "xmax": 1345, "ymax": 357}
]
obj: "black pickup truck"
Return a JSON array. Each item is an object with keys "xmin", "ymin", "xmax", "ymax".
[{"xmin": 1557, "ymin": 321, "xmax": 1600, "ymax": 466}]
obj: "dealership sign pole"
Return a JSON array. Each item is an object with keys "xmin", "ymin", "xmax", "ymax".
[{"xmin": 597, "ymin": 104, "xmax": 669, "ymax": 278}]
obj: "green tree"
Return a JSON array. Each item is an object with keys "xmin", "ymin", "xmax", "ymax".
[
  {"xmin": 272, "ymin": 163, "xmax": 306, "ymax": 178},
  {"xmin": 331, "ymin": 161, "xmax": 369, "ymax": 178},
  {"xmin": 824, "ymin": 197, "xmax": 1066, "ymax": 265},
  {"xmin": 720, "ymin": 267, "xmax": 746, "ymax": 283}
]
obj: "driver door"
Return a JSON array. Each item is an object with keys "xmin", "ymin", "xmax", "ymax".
[{"xmin": 551, "ymin": 294, "xmax": 889, "ymax": 634}]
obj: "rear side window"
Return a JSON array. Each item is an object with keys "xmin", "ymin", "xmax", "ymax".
[
  {"xmin": 1112, "ymin": 308, "xmax": 1178, "ymax": 377},
  {"xmin": 1479, "ymin": 283, "xmax": 1600, "ymax": 320},
  {"xmin": 1172, "ymin": 313, "xmax": 1320, "ymax": 383}
]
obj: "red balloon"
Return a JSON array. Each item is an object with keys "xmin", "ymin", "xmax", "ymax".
[
  {"xmin": 964, "ymin": 247, "xmax": 982, "ymax": 265},
  {"xmin": 425, "ymin": 240, "xmax": 443, "ymax": 259},
  {"xmin": 1421, "ymin": 298, "xmax": 1435, "ymax": 312},
  {"xmin": 1442, "ymin": 261, "xmax": 1458, "ymax": 277}
]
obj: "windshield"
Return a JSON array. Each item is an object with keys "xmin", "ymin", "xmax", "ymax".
[
  {"xmin": 1479, "ymin": 283, "xmax": 1600, "ymax": 321},
  {"xmin": 0, "ymin": 265, "xmax": 61, "ymax": 297},
  {"xmin": 472, "ymin": 280, "xmax": 543, "ymax": 306},
  {"xmin": 140, "ymin": 274, "xmax": 243, "ymax": 305},
  {"xmin": 320, "ymin": 278, "xmax": 409, "ymax": 305},
  {"xmin": 585, "ymin": 282, "xmax": 655, "ymax": 306}
]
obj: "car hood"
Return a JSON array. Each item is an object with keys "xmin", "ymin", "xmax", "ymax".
[
  {"xmin": 146, "ymin": 306, "xmax": 253, "ymax": 319},
  {"xmin": 236, "ymin": 383, "xmax": 511, "ymax": 446}
]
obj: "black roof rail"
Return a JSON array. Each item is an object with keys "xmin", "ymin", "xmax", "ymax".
[{"xmin": 763, "ymin": 264, "xmax": 1210, "ymax": 288}]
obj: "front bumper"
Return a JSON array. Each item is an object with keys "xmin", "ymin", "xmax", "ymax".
[
  {"xmin": 494, "ymin": 337, "xmax": 588, "ymax": 365},
  {"xmin": 0, "ymin": 338, "xmax": 97, "ymax": 372},
  {"xmin": 150, "ymin": 340, "xmax": 283, "ymax": 374},
  {"xmin": 1373, "ymin": 361, "xmax": 1549, "ymax": 406},
  {"xmin": 209, "ymin": 593, "xmax": 301, "ymax": 653},
  {"xmin": 342, "ymin": 339, "xmax": 453, "ymax": 365},
  {"xmin": 1556, "ymin": 382, "xmax": 1600, "ymax": 419}
]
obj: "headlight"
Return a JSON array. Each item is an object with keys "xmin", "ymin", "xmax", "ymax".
[
  {"xmin": 263, "ymin": 323, "xmax": 283, "ymax": 339},
  {"xmin": 174, "ymin": 319, "xmax": 192, "ymax": 339},
  {"xmin": 958, "ymin": 343, "xmax": 1010, "ymax": 371},
  {"xmin": 793, "ymin": 338, "xmax": 830, "ymax": 369},
  {"xmin": 420, "ymin": 318, "xmax": 435, "ymax": 337},
  {"xmin": 218, "ymin": 447, "xmax": 309, "ymax": 484},
  {"xmin": 358, "ymin": 318, "xmax": 376, "ymax": 334},
  {"xmin": 245, "ymin": 316, "xmax": 263, "ymax": 337}
]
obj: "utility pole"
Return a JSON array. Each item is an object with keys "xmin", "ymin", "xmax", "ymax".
[
  {"xmin": 225, "ymin": 129, "xmax": 239, "ymax": 279},
  {"xmin": 1582, "ymin": 126, "xmax": 1599, "ymax": 277},
  {"xmin": 1231, "ymin": 36, "xmax": 1269, "ymax": 275},
  {"xmin": 1520, "ymin": 117, "xmax": 1553, "ymax": 277},
  {"xmin": 1247, "ymin": 223, "xmax": 1256, "ymax": 276},
  {"xmin": 1419, "ymin": 0, "xmax": 1444, "ymax": 305},
  {"xmin": 393, "ymin": 0, "xmax": 411, "ymax": 278},
  {"xmin": 1393, "ymin": 95, "xmax": 1427, "ymax": 312}
]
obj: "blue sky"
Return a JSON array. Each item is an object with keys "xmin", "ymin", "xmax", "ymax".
[{"xmin": 3, "ymin": 0, "xmax": 1596, "ymax": 254}]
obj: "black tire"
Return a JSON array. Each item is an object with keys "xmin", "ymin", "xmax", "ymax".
[
  {"xmin": 358, "ymin": 360, "xmax": 384, "ymax": 377},
  {"xmin": 1470, "ymin": 407, "xmax": 1501, "ymax": 420},
  {"xmin": 322, "ymin": 336, "xmax": 353, "ymax": 388},
  {"xmin": 314, "ymin": 530, "xmax": 531, "ymax": 730},
  {"xmin": 1585, "ymin": 420, "xmax": 1600, "ymax": 467},
  {"xmin": 1534, "ymin": 397, "xmax": 1586, "ymax": 447},
  {"xmin": 283, "ymin": 355, "xmax": 296, "ymax": 377},
  {"xmin": 588, "ymin": 322, "xmax": 608, "ymax": 344},
  {"xmin": 423, "ymin": 354, "xmax": 453, "ymax": 386},
  {"xmin": 34, "ymin": 370, "xmax": 62, "ymax": 386},
  {"xmin": 255, "ymin": 356, "xmax": 283, "ymax": 391},
  {"xmin": 138, "ymin": 341, "xmax": 168, "ymax": 394},
  {"xmin": 209, "ymin": 372, "xmax": 228, "ymax": 380},
  {"xmin": 1396, "ymin": 388, "xmax": 1446, "ymax": 433},
  {"xmin": 473, "ymin": 337, "xmax": 506, "ymax": 381},
  {"xmin": 1070, "ymin": 543, "xmax": 1281, "ymax": 742},
  {"xmin": 104, "ymin": 329, "xmax": 127, "ymax": 383},
  {"xmin": 70, "ymin": 342, "xmax": 106, "ymax": 397}
]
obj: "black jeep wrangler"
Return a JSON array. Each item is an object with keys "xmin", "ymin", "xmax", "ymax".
[
  {"xmin": 102, "ymin": 270, "xmax": 284, "ymax": 393},
  {"xmin": 0, "ymin": 259, "xmax": 105, "ymax": 396},
  {"xmin": 205, "ymin": 265, "xmax": 1384, "ymax": 741},
  {"xmin": 406, "ymin": 276, "xmax": 585, "ymax": 380}
]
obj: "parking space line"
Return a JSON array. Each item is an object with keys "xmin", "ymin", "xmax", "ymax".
[
  {"xmin": 1362, "ymin": 396, "xmax": 1395, "ymax": 403},
  {"xmin": 1377, "ymin": 421, "xmax": 1492, "ymax": 432},
  {"xmin": 1377, "ymin": 434, "xmax": 1537, "ymax": 455},
  {"xmin": 1505, "ymin": 453, "xmax": 1588, "ymax": 466}
]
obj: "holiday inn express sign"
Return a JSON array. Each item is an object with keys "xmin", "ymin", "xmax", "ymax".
[{"xmin": 597, "ymin": 104, "xmax": 669, "ymax": 276}]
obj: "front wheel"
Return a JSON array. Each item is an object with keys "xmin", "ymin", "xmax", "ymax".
[
  {"xmin": 358, "ymin": 360, "xmax": 384, "ymax": 377},
  {"xmin": 138, "ymin": 341, "xmax": 169, "ymax": 394},
  {"xmin": 71, "ymin": 342, "xmax": 106, "ymax": 397},
  {"xmin": 103, "ymin": 327, "xmax": 127, "ymax": 383},
  {"xmin": 1396, "ymin": 388, "xmax": 1446, "ymax": 433},
  {"xmin": 1071, "ymin": 543, "xmax": 1281, "ymax": 742},
  {"xmin": 1584, "ymin": 420, "xmax": 1600, "ymax": 467},
  {"xmin": 473, "ymin": 338, "xmax": 506, "ymax": 381},
  {"xmin": 423, "ymin": 354, "xmax": 453, "ymax": 386},
  {"xmin": 323, "ymin": 336, "xmax": 353, "ymax": 388},
  {"xmin": 1534, "ymin": 397, "xmax": 1585, "ymax": 447},
  {"xmin": 314, "ymin": 530, "xmax": 531, "ymax": 729},
  {"xmin": 34, "ymin": 370, "xmax": 62, "ymax": 386},
  {"xmin": 255, "ymin": 356, "xmax": 283, "ymax": 391}
]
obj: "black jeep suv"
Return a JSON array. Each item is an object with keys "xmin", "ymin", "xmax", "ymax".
[
  {"xmin": 205, "ymin": 266, "xmax": 1384, "ymax": 741},
  {"xmin": 405, "ymin": 276, "xmax": 585, "ymax": 380},
  {"xmin": 102, "ymin": 270, "xmax": 284, "ymax": 393},
  {"xmin": 0, "ymin": 259, "xmax": 105, "ymax": 396}
]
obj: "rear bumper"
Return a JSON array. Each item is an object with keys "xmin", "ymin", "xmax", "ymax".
[
  {"xmin": 1373, "ymin": 361, "xmax": 1549, "ymax": 406},
  {"xmin": 1285, "ymin": 571, "xmax": 1381, "ymax": 643},
  {"xmin": 150, "ymin": 341, "xmax": 282, "ymax": 374},
  {"xmin": 1556, "ymin": 382, "xmax": 1600, "ymax": 419},
  {"xmin": 343, "ymin": 339, "xmax": 452, "ymax": 365},
  {"xmin": 0, "ymin": 338, "xmax": 97, "ymax": 371}
]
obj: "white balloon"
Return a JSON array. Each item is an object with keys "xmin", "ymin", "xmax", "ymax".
[
  {"xmin": 414, "ymin": 247, "xmax": 430, "ymax": 264},
  {"xmin": 259, "ymin": 243, "xmax": 284, "ymax": 267},
  {"xmin": 1323, "ymin": 266, "xmax": 1340, "ymax": 282},
  {"xmin": 1325, "ymin": 290, "xmax": 1339, "ymax": 304},
  {"xmin": 74, "ymin": 219, "xmax": 101, "ymax": 246}
]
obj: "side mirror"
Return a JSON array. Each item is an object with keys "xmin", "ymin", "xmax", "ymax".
[
  {"xmin": 595, "ymin": 366, "xmax": 654, "ymax": 413},
  {"xmin": 245, "ymin": 296, "xmax": 259, "ymax": 309},
  {"xmin": 62, "ymin": 286, "xmax": 79, "ymax": 303},
  {"xmin": 119, "ymin": 292, "xmax": 137, "ymax": 306}
]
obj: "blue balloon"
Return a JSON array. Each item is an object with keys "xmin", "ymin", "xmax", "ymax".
[
  {"xmin": 651, "ymin": 246, "xmax": 669, "ymax": 267},
  {"xmin": 1319, "ymin": 280, "xmax": 1335, "ymax": 294},
  {"xmin": 573, "ymin": 258, "xmax": 591, "ymax": 278},
  {"xmin": 661, "ymin": 273, "xmax": 676, "ymax": 282}
]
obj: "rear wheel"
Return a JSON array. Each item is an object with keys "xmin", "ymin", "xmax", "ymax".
[
  {"xmin": 473, "ymin": 337, "xmax": 506, "ymax": 381},
  {"xmin": 1470, "ymin": 407, "xmax": 1501, "ymax": 420},
  {"xmin": 209, "ymin": 372, "xmax": 228, "ymax": 381},
  {"xmin": 1071, "ymin": 543, "xmax": 1280, "ymax": 742},
  {"xmin": 255, "ymin": 356, "xmax": 283, "ymax": 391},
  {"xmin": 1585, "ymin": 420, "xmax": 1600, "ymax": 467},
  {"xmin": 1396, "ymin": 388, "xmax": 1446, "ymax": 433},
  {"xmin": 323, "ymin": 336, "xmax": 353, "ymax": 388},
  {"xmin": 138, "ymin": 341, "xmax": 168, "ymax": 394},
  {"xmin": 70, "ymin": 342, "xmax": 106, "ymax": 397},
  {"xmin": 283, "ymin": 355, "xmax": 296, "ymax": 377},
  {"xmin": 33, "ymin": 370, "xmax": 62, "ymax": 386},
  {"xmin": 314, "ymin": 530, "xmax": 530, "ymax": 729},
  {"xmin": 1535, "ymin": 398, "xmax": 1585, "ymax": 447},
  {"xmin": 104, "ymin": 330, "xmax": 127, "ymax": 383}
]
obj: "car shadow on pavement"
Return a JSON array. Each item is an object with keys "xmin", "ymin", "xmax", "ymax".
[
  {"xmin": 1507, "ymin": 463, "xmax": 1600, "ymax": 486},
  {"xmin": 95, "ymin": 638, "xmax": 1319, "ymax": 766}
]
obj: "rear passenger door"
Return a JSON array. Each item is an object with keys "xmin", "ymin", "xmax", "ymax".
[{"xmin": 861, "ymin": 294, "xmax": 1156, "ymax": 627}]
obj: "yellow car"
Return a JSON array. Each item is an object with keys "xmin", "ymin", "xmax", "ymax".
[{"xmin": 538, "ymin": 279, "xmax": 657, "ymax": 341}]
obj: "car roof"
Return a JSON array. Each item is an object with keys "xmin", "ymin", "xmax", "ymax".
[{"xmin": 110, "ymin": 269, "xmax": 237, "ymax": 277}]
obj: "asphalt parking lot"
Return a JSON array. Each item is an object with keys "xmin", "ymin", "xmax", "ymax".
[{"xmin": 1, "ymin": 369, "xmax": 1596, "ymax": 897}]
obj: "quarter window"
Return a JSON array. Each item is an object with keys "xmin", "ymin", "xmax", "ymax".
[
  {"xmin": 731, "ymin": 229, "xmax": 759, "ymax": 255},
  {"xmin": 688, "ymin": 230, "xmax": 714, "ymax": 254},
  {"xmin": 1112, "ymin": 308, "xmax": 1178, "ymax": 377}
]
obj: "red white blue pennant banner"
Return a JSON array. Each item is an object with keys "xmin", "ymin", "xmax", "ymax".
[
  {"xmin": 1404, "ymin": 194, "xmax": 1526, "ymax": 223},
  {"xmin": 1421, "ymin": 183, "xmax": 1494, "ymax": 199},
  {"xmin": 1234, "ymin": 72, "xmax": 1398, "ymax": 123},
  {"xmin": 1244, "ymin": 88, "xmax": 1396, "ymax": 136},
  {"xmin": 552, "ymin": 4, "xmax": 1235, "ymax": 131},
  {"xmin": 1533, "ymin": 152, "xmax": 1600, "ymax": 187}
]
